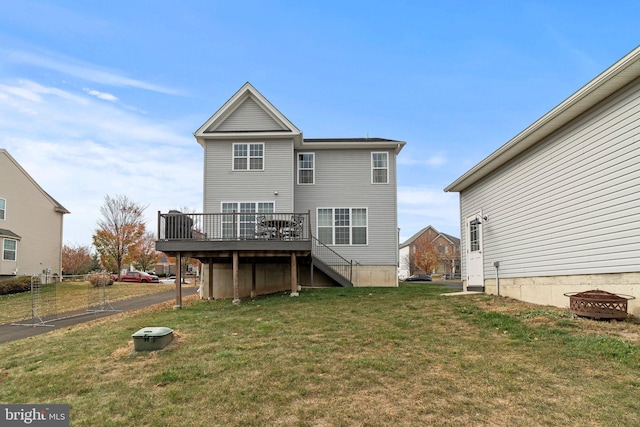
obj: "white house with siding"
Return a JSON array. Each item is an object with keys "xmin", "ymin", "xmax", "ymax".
[
  {"xmin": 157, "ymin": 83, "xmax": 405, "ymax": 304},
  {"xmin": 0, "ymin": 149, "xmax": 69, "ymax": 278},
  {"xmin": 445, "ymin": 46, "xmax": 640, "ymax": 316}
]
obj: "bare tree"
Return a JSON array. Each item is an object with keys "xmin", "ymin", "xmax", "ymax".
[
  {"xmin": 92, "ymin": 195, "xmax": 147, "ymax": 280},
  {"xmin": 438, "ymin": 249, "xmax": 460, "ymax": 276}
]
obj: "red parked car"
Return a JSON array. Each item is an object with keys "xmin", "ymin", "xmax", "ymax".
[{"xmin": 118, "ymin": 271, "xmax": 159, "ymax": 283}]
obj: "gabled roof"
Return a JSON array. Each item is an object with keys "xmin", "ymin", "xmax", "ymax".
[
  {"xmin": 445, "ymin": 45, "xmax": 640, "ymax": 193},
  {"xmin": 439, "ymin": 233, "xmax": 460, "ymax": 245},
  {"xmin": 0, "ymin": 149, "xmax": 69, "ymax": 214},
  {"xmin": 194, "ymin": 82, "xmax": 302, "ymax": 146},
  {"xmin": 400, "ymin": 225, "xmax": 459, "ymax": 248}
]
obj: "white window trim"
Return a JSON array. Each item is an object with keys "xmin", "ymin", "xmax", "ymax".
[
  {"xmin": 297, "ymin": 152, "xmax": 315, "ymax": 185},
  {"xmin": 220, "ymin": 201, "xmax": 276, "ymax": 238},
  {"xmin": 0, "ymin": 197, "xmax": 5, "ymax": 221},
  {"xmin": 220, "ymin": 201, "xmax": 276, "ymax": 212},
  {"xmin": 316, "ymin": 207, "xmax": 369, "ymax": 246},
  {"xmin": 232, "ymin": 142, "xmax": 265, "ymax": 171},
  {"xmin": 3, "ymin": 238, "xmax": 17, "ymax": 262},
  {"xmin": 371, "ymin": 152, "xmax": 389, "ymax": 184}
]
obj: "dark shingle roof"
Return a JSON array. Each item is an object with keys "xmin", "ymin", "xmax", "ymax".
[{"xmin": 304, "ymin": 138, "xmax": 401, "ymax": 143}]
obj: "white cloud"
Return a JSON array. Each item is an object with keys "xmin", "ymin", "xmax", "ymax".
[
  {"xmin": 84, "ymin": 88, "xmax": 119, "ymax": 102},
  {"xmin": 0, "ymin": 78, "xmax": 201, "ymax": 247},
  {"xmin": 3, "ymin": 48, "xmax": 184, "ymax": 95},
  {"xmin": 397, "ymin": 151, "xmax": 447, "ymax": 167}
]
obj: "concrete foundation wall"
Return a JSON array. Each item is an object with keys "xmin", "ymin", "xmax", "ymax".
[
  {"xmin": 202, "ymin": 263, "xmax": 294, "ymax": 299},
  {"xmin": 352, "ymin": 265, "xmax": 398, "ymax": 287},
  {"xmin": 201, "ymin": 262, "xmax": 399, "ymax": 299},
  {"xmin": 483, "ymin": 272, "xmax": 639, "ymax": 317}
]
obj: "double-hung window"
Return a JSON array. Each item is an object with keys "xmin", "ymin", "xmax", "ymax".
[
  {"xmin": 0, "ymin": 198, "xmax": 5, "ymax": 220},
  {"xmin": 3, "ymin": 238, "xmax": 16, "ymax": 261},
  {"xmin": 317, "ymin": 208, "xmax": 367, "ymax": 245},
  {"xmin": 222, "ymin": 202, "xmax": 274, "ymax": 239},
  {"xmin": 372, "ymin": 152, "xmax": 388, "ymax": 184},
  {"xmin": 298, "ymin": 153, "xmax": 314, "ymax": 184},
  {"xmin": 233, "ymin": 143, "xmax": 264, "ymax": 171}
]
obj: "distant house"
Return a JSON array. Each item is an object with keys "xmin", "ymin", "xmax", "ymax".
[
  {"xmin": 399, "ymin": 225, "xmax": 460, "ymax": 278},
  {"xmin": 0, "ymin": 149, "xmax": 69, "ymax": 278},
  {"xmin": 156, "ymin": 83, "xmax": 405, "ymax": 304},
  {"xmin": 445, "ymin": 46, "xmax": 640, "ymax": 316}
]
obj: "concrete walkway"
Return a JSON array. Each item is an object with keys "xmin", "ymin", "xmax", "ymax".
[{"xmin": 0, "ymin": 286, "xmax": 198, "ymax": 344}]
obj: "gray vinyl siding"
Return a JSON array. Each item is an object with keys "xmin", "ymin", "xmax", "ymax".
[
  {"xmin": 214, "ymin": 97, "xmax": 287, "ymax": 132},
  {"xmin": 460, "ymin": 76, "xmax": 640, "ymax": 280},
  {"xmin": 295, "ymin": 149, "xmax": 398, "ymax": 265},
  {"xmin": 203, "ymin": 139, "xmax": 294, "ymax": 212}
]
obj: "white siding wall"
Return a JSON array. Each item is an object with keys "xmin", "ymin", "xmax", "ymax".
[
  {"xmin": 295, "ymin": 149, "xmax": 398, "ymax": 266},
  {"xmin": 203, "ymin": 139, "xmax": 294, "ymax": 212},
  {"xmin": 460, "ymin": 77, "xmax": 640, "ymax": 280}
]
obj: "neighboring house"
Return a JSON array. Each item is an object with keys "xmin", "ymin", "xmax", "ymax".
[
  {"xmin": 155, "ymin": 253, "xmax": 176, "ymax": 276},
  {"xmin": 399, "ymin": 225, "xmax": 460, "ymax": 278},
  {"xmin": 156, "ymin": 83, "xmax": 405, "ymax": 304},
  {"xmin": 0, "ymin": 149, "xmax": 69, "ymax": 278},
  {"xmin": 445, "ymin": 46, "xmax": 640, "ymax": 316}
]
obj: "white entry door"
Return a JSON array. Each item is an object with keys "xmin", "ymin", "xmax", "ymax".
[{"xmin": 466, "ymin": 214, "xmax": 484, "ymax": 288}]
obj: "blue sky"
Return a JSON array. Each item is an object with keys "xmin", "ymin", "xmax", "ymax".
[{"xmin": 0, "ymin": 1, "xmax": 638, "ymax": 246}]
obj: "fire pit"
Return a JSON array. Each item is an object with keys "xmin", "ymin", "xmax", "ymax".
[{"xmin": 564, "ymin": 290, "xmax": 635, "ymax": 320}]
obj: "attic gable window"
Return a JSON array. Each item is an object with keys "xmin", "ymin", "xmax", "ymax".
[
  {"xmin": 372, "ymin": 152, "xmax": 388, "ymax": 184},
  {"xmin": 233, "ymin": 143, "xmax": 264, "ymax": 171},
  {"xmin": 0, "ymin": 198, "xmax": 5, "ymax": 220}
]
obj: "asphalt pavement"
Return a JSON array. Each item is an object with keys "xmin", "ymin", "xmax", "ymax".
[{"xmin": 0, "ymin": 286, "xmax": 198, "ymax": 344}]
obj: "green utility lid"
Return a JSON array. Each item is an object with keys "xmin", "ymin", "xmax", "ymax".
[{"xmin": 132, "ymin": 327, "xmax": 174, "ymax": 338}]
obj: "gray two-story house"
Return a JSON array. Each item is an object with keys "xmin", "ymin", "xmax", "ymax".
[{"xmin": 156, "ymin": 83, "xmax": 405, "ymax": 305}]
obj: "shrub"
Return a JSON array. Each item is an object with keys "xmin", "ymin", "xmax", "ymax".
[
  {"xmin": 87, "ymin": 272, "xmax": 114, "ymax": 288},
  {"xmin": 0, "ymin": 275, "xmax": 39, "ymax": 296}
]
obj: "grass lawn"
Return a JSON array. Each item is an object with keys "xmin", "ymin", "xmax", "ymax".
[
  {"xmin": 1, "ymin": 282, "xmax": 639, "ymax": 426},
  {"xmin": 0, "ymin": 281, "xmax": 175, "ymax": 324}
]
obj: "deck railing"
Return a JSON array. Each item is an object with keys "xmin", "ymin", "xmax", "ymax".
[{"xmin": 157, "ymin": 211, "xmax": 311, "ymax": 242}]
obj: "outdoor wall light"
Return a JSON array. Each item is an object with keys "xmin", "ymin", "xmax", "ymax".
[
  {"xmin": 274, "ymin": 191, "xmax": 279, "ymax": 195},
  {"xmin": 470, "ymin": 215, "xmax": 488, "ymax": 225}
]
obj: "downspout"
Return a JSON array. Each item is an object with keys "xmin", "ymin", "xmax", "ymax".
[{"xmin": 494, "ymin": 261, "xmax": 500, "ymax": 296}]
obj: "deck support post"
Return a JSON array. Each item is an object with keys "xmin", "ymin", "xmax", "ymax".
[
  {"xmin": 174, "ymin": 252, "xmax": 182, "ymax": 310},
  {"xmin": 291, "ymin": 253, "xmax": 299, "ymax": 297},
  {"xmin": 310, "ymin": 256, "xmax": 314, "ymax": 287},
  {"xmin": 208, "ymin": 258, "xmax": 214, "ymax": 300},
  {"xmin": 251, "ymin": 262, "xmax": 257, "ymax": 298},
  {"xmin": 232, "ymin": 251, "xmax": 240, "ymax": 305}
]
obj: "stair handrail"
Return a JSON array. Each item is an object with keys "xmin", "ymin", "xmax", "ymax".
[{"xmin": 311, "ymin": 236, "xmax": 353, "ymax": 283}]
